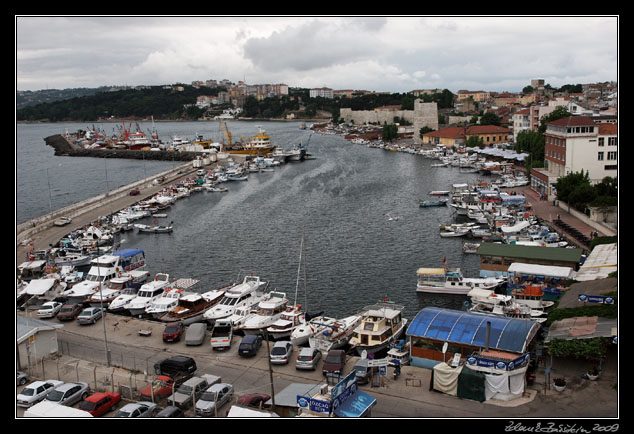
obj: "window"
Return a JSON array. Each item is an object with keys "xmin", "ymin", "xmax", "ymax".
[
  {"xmin": 598, "ymin": 152, "xmax": 604, "ymax": 161},
  {"xmin": 598, "ymin": 137, "xmax": 604, "ymax": 146},
  {"xmin": 607, "ymin": 151, "xmax": 617, "ymax": 160},
  {"xmin": 608, "ymin": 137, "xmax": 617, "ymax": 146}
]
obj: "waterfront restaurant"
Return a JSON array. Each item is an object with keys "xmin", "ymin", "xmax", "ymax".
[
  {"xmin": 476, "ymin": 243, "xmax": 583, "ymax": 279},
  {"xmin": 405, "ymin": 307, "xmax": 540, "ymax": 370}
]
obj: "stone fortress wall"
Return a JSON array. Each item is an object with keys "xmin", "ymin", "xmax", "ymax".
[{"xmin": 340, "ymin": 100, "xmax": 438, "ymax": 143}]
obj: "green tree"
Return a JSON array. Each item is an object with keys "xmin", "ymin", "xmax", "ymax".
[
  {"xmin": 479, "ymin": 112, "xmax": 501, "ymax": 126},
  {"xmin": 465, "ymin": 136, "xmax": 484, "ymax": 148},
  {"xmin": 382, "ymin": 124, "xmax": 398, "ymax": 142},
  {"xmin": 539, "ymin": 106, "xmax": 571, "ymax": 134}
]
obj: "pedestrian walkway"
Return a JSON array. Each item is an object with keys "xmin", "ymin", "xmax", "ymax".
[{"xmin": 517, "ymin": 186, "xmax": 611, "ymax": 250}]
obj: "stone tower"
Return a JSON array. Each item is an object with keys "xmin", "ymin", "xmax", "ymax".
[{"xmin": 413, "ymin": 100, "xmax": 438, "ymax": 143}]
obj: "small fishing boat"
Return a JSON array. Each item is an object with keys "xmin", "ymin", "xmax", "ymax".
[
  {"xmin": 135, "ymin": 221, "xmax": 174, "ymax": 233},
  {"xmin": 420, "ymin": 199, "xmax": 448, "ymax": 207}
]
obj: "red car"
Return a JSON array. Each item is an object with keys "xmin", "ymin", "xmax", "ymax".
[
  {"xmin": 129, "ymin": 188, "xmax": 140, "ymax": 196},
  {"xmin": 140, "ymin": 376, "xmax": 175, "ymax": 401},
  {"xmin": 237, "ymin": 393, "xmax": 271, "ymax": 409},
  {"xmin": 162, "ymin": 322, "xmax": 185, "ymax": 343},
  {"xmin": 78, "ymin": 392, "xmax": 121, "ymax": 417}
]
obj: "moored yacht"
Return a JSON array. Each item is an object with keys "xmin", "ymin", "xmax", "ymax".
[
  {"xmin": 416, "ymin": 267, "xmax": 504, "ymax": 295},
  {"xmin": 308, "ymin": 314, "xmax": 362, "ymax": 355},
  {"xmin": 203, "ymin": 274, "xmax": 268, "ymax": 323},
  {"xmin": 348, "ymin": 301, "xmax": 408, "ymax": 356},
  {"xmin": 235, "ymin": 291, "xmax": 289, "ymax": 336},
  {"xmin": 125, "ymin": 273, "xmax": 170, "ymax": 317}
]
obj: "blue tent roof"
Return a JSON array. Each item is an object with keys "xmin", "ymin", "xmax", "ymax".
[
  {"xmin": 113, "ymin": 248, "xmax": 144, "ymax": 258},
  {"xmin": 406, "ymin": 307, "xmax": 539, "ymax": 354},
  {"xmin": 333, "ymin": 390, "xmax": 376, "ymax": 418}
]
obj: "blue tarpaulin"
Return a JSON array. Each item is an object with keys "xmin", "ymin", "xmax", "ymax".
[
  {"xmin": 333, "ymin": 391, "xmax": 376, "ymax": 417},
  {"xmin": 407, "ymin": 307, "xmax": 539, "ymax": 354}
]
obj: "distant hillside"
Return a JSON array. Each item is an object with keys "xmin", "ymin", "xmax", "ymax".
[
  {"xmin": 16, "ymin": 85, "xmax": 219, "ymax": 122},
  {"xmin": 16, "ymin": 87, "xmax": 120, "ymax": 110}
]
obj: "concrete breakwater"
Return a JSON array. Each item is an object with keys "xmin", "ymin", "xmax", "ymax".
[{"xmin": 44, "ymin": 134, "xmax": 200, "ymax": 161}]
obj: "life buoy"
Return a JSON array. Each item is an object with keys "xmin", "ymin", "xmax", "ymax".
[{"xmin": 514, "ymin": 308, "xmax": 521, "ymax": 314}]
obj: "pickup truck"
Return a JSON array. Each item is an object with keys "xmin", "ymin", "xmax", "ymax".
[
  {"xmin": 209, "ymin": 319, "xmax": 233, "ymax": 351},
  {"xmin": 167, "ymin": 374, "xmax": 221, "ymax": 409}
]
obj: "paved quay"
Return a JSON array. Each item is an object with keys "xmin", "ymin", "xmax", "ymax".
[{"xmin": 16, "ymin": 310, "xmax": 618, "ymax": 419}]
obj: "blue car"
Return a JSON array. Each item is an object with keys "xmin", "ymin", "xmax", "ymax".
[{"xmin": 238, "ymin": 335, "xmax": 262, "ymax": 357}]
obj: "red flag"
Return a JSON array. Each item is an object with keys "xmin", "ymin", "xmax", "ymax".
[{"xmin": 442, "ymin": 257, "xmax": 446, "ymax": 263}]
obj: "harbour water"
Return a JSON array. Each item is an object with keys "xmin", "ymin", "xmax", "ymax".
[{"xmin": 16, "ymin": 120, "xmax": 485, "ymax": 320}]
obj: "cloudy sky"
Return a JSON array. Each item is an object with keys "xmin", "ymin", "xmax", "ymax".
[{"xmin": 16, "ymin": 16, "xmax": 618, "ymax": 93}]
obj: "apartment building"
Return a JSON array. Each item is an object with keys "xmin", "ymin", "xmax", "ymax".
[
  {"xmin": 310, "ymin": 87, "xmax": 334, "ymax": 99},
  {"xmin": 531, "ymin": 115, "xmax": 618, "ymax": 199}
]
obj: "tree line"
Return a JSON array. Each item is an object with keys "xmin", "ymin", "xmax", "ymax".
[{"xmin": 17, "ymin": 85, "xmax": 455, "ymax": 123}]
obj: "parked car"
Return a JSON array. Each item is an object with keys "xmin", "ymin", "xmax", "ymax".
[
  {"xmin": 162, "ymin": 321, "xmax": 185, "ymax": 343},
  {"xmin": 140, "ymin": 375, "xmax": 176, "ymax": 401},
  {"xmin": 322, "ymin": 349, "xmax": 347, "ymax": 376},
  {"xmin": 295, "ymin": 347, "xmax": 322, "ymax": 370},
  {"xmin": 57, "ymin": 303, "xmax": 83, "ymax": 321},
  {"xmin": 195, "ymin": 383, "xmax": 234, "ymax": 417},
  {"xmin": 167, "ymin": 375, "xmax": 215, "ymax": 409},
  {"xmin": 236, "ymin": 393, "xmax": 271, "ymax": 409},
  {"xmin": 37, "ymin": 301, "xmax": 63, "ymax": 319},
  {"xmin": 45, "ymin": 381, "xmax": 90, "ymax": 406},
  {"xmin": 17, "ymin": 371, "xmax": 29, "ymax": 387},
  {"xmin": 54, "ymin": 216, "xmax": 72, "ymax": 226},
  {"xmin": 129, "ymin": 188, "xmax": 140, "ymax": 196},
  {"xmin": 238, "ymin": 334, "xmax": 262, "ymax": 357},
  {"xmin": 115, "ymin": 401, "xmax": 158, "ymax": 418},
  {"xmin": 154, "ymin": 355, "xmax": 197, "ymax": 377},
  {"xmin": 351, "ymin": 358, "xmax": 376, "ymax": 385},
  {"xmin": 154, "ymin": 405, "xmax": 184, "ymax": 418},
  {"xmin": 77, "ymin": 307, "xmax": 103, "ymax": 325},
  {"xmin": 78, "ymin": 392, "xmax": 121, "ymax": 417},
  {"xmin": 185, "ymin": 322, "xmax": 207, "ymax": 346},
  {"xmin": 16, "ymin": 380, "xmax": 64, "ymax": 408},
  {"xmin": 269, "ymin": 341, "xmax": 293, "ymax": 365}
]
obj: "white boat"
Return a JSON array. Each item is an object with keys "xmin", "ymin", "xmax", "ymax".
[
  {"xmin": 145, "ymin": 287, "xmax": 187, "ymax": 318},
  {"xmin": 507, "ymin": 285, "xmax": 556, "ymax": 310},
  {"xmin": 226, "ymin": 305, "xmax": 255, "ymax": 330},
  {"xmin": 467, "ymin": 288, "xmax": 547, "ymax": 323},
  {"xmin": 348, "ymin": 301, "xmax": 408, "ymax": 356},
  {"xmin": 416, "ymin": 267, "xmax": 504, "ymax": 295},
  {"xmin": 126, "ymin": 273, "xmax": 171, "ymax": 317},
  {"xmin": 290, "ymin": 314, "xmax": 334, "ymax": 346},
  {"xmin": 308, "ymin": 314, "xmax": 362, "ymax": 355},
  {"xmin": 107, "ymin": 287, "xmax": 139, "ymax": 313},
  {"xmin": 265, "ymin": 304, "xmax": 305, "ymax": 340},
  {"xmin": 159, "ymin": 288, "xmax": 225, "ymax": 325},
  {"xmin": 19, "ymin": 278, "xmax": 67, "ymax": 310},
  {"xmin": 235, "ymin": 291, "xmax": 289, "ymax": 335},
  {"xmin": 87, "ymin": 271, "xmax": 150, "ymax": 308},
  {"xmin": 439, "ymin": 228, "xmax": 470, "ymax": 238},
  {"xmin": 135, "ymin": 221, "xmax": 174, "ymax": 233},
  {"xmin": 203, "ymin": 275, "xmax": 268, "ymax": 323},
  {"xmin": 52, "ymin": 250, "xmax": 91, "ymax": 267}
]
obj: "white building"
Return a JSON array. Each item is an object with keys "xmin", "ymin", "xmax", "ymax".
[
  {"xmin": 543, "ymin": 115, "xmax": 617, "ymax": 183},
  {"xmin": 310, "ymin": 87, "xmax": 334, "ymax": 99}
]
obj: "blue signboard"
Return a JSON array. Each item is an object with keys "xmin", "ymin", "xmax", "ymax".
[
  {"xmin": 466, "ymin": 352, "xmax": 530, "ymax": 371},
  {"xmin": 578, "ymin": 294, "xmax": 615, "ymax": 304}
]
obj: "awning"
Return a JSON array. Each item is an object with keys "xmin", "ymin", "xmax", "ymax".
[{"xmin": 333, "ymin": 390, "xmax": 376, "ymax": 417}]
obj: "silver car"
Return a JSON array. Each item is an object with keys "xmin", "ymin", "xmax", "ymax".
[
  {"xmin": 195, "ymin": 383, "xmax": 234, "ymax": 417},
  {"xmin": 77, "ymin": 307, "xmax": 103, "ymax": 325},
  {"xmin": 45, "ymin": 381, "xmax": 90, "ymax": 406},
  {"xmin": 295, "ymin": 347, "xmax": 322, "ymax": 370},
  {"xmin": 115, "ymin": 401, "xmax": 158, "ymax": 418},
  {"xmin": 16, "ymin": 380, "xmax": 64, "ymax": 407},
  {"xmin": 269, "ymin": 341, "xmax": 293, "ymax": 365},
  {"xmin": 37, "ymin": 301, "xmax": 63, "ymax": 319}
]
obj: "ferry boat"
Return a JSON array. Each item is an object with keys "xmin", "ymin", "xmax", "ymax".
[
  {"xmin": 416, "ymin": 267, "xmax": 504, "ymax": 295},
  {"xmin": 348, "ymin": 301, "xmax": 408, "ymax": 356}
]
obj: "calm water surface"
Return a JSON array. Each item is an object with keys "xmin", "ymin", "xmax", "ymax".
[{"xmin": 16, "ymin": 120, "xmax": 485, "ymax": 319}]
